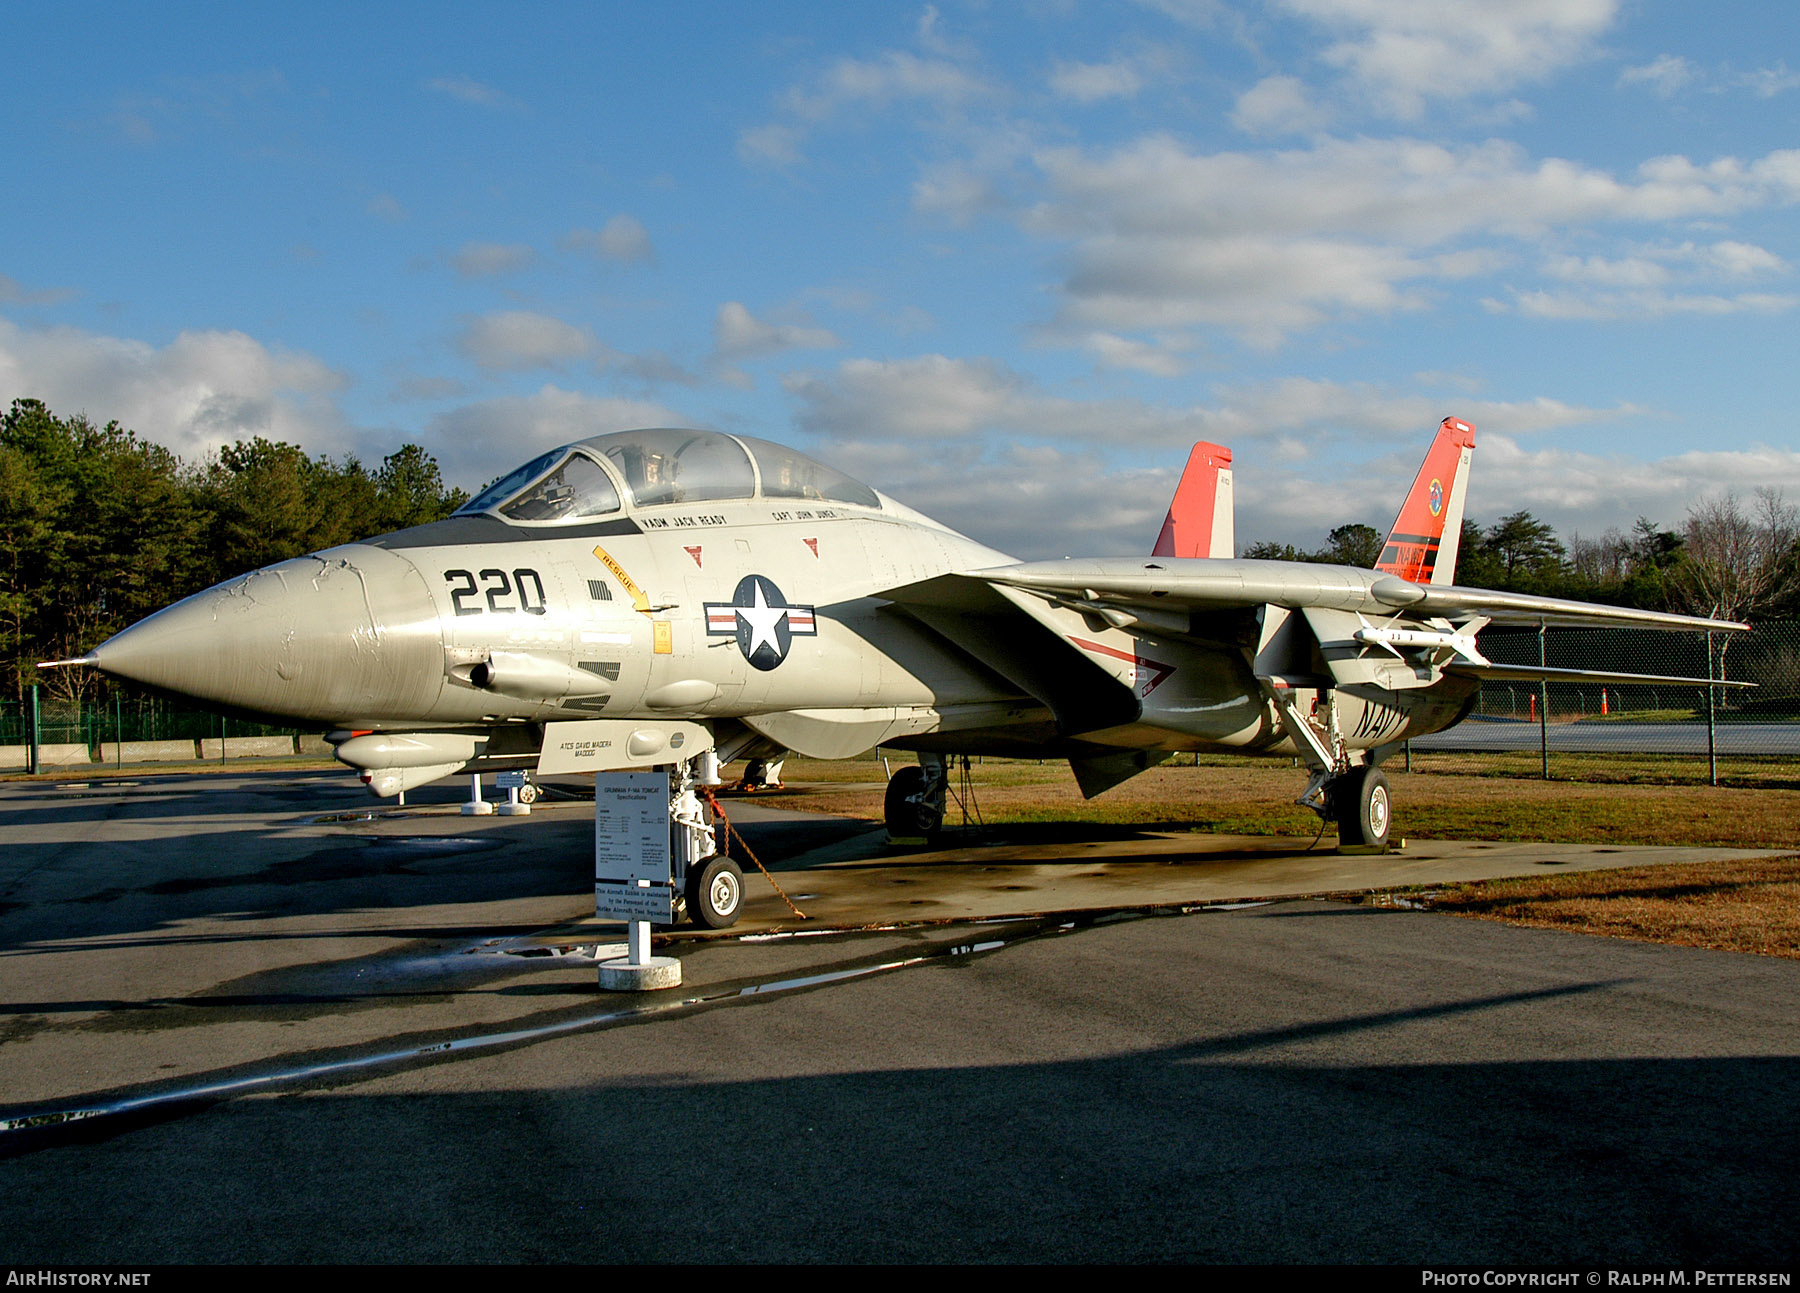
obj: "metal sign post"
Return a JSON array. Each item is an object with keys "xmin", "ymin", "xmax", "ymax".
[{"xmin": 26, "ymin": 685, "xmax": 40, "ymax": 776}]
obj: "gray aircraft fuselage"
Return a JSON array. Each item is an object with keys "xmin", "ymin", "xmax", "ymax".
[{"xmin": 81, "ymin": 428, "xmax": 1477, "ymax": 797}]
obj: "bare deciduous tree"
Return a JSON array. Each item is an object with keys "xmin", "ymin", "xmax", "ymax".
[
  {"xmin": 1679, "ymin": 489, "xmax": 1797, "ymax": 682},
  {"xmin": 1679, "ymin": 489, "xmax": 1796, "ymax": 624}
]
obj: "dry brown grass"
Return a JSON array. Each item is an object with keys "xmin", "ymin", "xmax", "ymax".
[
  {"xmin": 743, "ymin": 756, "xmax": 1800, "ymax": 850},
  {"xmin": 1387, "ymin": 856, "xmax": 1800, "ymax": 959}
]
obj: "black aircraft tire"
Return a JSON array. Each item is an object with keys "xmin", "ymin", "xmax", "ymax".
[
  {"xmin": 686, "ymin": 855, "xmax": 744, "ymax": 929},
  {"xmin": 884, "ymin": 765, "xmax": 941, "ymax": 840},
  {"xmin": 1335, "ymin": 766, "xmax": 1392, "ymax": 851}
]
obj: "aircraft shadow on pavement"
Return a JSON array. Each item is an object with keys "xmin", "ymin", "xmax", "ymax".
[{"xmin": 0, "ymin": 1040, "xmax": 1794, "ymax": 1263}]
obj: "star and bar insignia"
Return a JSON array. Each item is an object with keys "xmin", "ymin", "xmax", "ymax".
[{"xmin": 704, "ymin": 575, "xmax": 817, "ymax": 671}]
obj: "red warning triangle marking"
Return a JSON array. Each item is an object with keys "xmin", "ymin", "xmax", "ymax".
[
  {"xmin": 685, "ymin": 546, "xmax": 703, "ymax": 568},
  {"xmin": 1068, "ymin": 636, "xmax": 1176, "ymax": 697},
  {"xmin": 803, "ymin": 538, "xmax": 819, "ymax": 557}
]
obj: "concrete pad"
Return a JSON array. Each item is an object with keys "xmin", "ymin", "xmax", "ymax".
[{"xmin": 568, "ymin": 819, "xmax": 1793, "ymax": 940}]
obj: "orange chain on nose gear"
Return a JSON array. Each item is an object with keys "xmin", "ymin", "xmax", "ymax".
[{"xmin": 701, "ymin": 788, "xmax": 809, "ymax": 920}]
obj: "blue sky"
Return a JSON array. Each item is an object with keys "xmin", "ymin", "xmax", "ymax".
[{"xmin": 3, "ymin": 0, "xmax": 1798, "ymax": 559}]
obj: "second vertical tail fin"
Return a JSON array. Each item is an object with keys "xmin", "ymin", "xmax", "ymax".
[
  {"xmin": 1153, "ymin": 442, "xmax": 1234, "ymax": 559},
  {"xmin": 1375, "ymin": 417, "xmax": 1475, "ymax": 585}
]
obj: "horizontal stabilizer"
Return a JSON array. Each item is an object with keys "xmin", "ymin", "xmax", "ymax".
[
  {"xmin": 1443, "ymin": 662, "xmax": 1752, "ymax": 688},
  {"xmin": 1408, "ymin": 586, "xmax": 1749, "ymax": 633}
]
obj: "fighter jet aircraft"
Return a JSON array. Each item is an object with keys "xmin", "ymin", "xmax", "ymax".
[{"xmin": 50, "ymin": 418, "xmax": 1744, "ymax": 924}]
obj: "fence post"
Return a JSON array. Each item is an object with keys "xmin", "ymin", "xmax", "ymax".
[
  {"xmin": 1538, "ymin": 621, "xmax": 1549, "ymax": 780},
  {"xmin": 27, "ymin": 684, "xmax": 41, "ymax": 776},
  {"xmin": 1706, "ymin": 630, "xmax": 1718, "ymax": 788}
]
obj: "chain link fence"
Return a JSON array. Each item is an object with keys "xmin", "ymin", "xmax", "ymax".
[
  {"xmin": 0, "ymin": 694, "xmax": 322, "ymax": 771},
  {"xmin": 1409, "ymin": 619, "xmax": 1799, "ymax": 780}
]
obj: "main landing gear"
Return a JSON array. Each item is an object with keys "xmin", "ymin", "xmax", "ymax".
[
  {"xmin": 1267, "ymin": 685, "xmax": 1394, "ymax": 852},
  {"xmin": 1327, "ymin": 764, "xmax": 1390, "ymax": 850},
  {"xmin": 883, "ymin": 754, "xmax": 946, "ymax": 843},
  {"xmin": 737, "ymin": 756, "xmax": 786, "ymax": 793}
]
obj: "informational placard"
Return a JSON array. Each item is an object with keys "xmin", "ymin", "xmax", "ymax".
[{"xmin": 594, "ymin": 771, "xmax": 674, "ymax": 921}]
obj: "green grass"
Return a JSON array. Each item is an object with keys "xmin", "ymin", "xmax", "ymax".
[{"xmin": 744, "ymin": 755, "xmax": 1800, "ymax": 850}]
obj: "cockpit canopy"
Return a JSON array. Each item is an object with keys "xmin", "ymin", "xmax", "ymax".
[{"xmin": 455, "ymin": 428, "xmax": 880, "ymax": 523}]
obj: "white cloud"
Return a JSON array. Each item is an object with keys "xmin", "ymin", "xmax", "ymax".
[
  {"xmin": 1050, "ymin": 59, "xmax": 1144, "ymax": 103},
  {"xmin": 779, "ymin": 357, "xmax": 1781, "ymax": 557},
  {"xmin": 1025, "ymin": 134, "xmax": 1800, "ymax": 343},
  {"xmin": 1508, "ymin": 239, "xmax": 1793, "ymax": 318},
  {"xmin": 367, "ymin": 193, "xmax": 407, "ymax": 223},
  {"xmin": 1064, "ymin": 233, "xmax": 1432, "ymax": 344},
  {"xmin": 741, "ymin": 27, "xmax": 996, "ymax": 169},
  {"xmin": 0, "ymin": 273, "xmax": 75, "ymax": 306},
  {"xmin": 449, "ymin": 242, "xmax": 536, "ymax": 278},
  {"xmin": 788, "ymin": 354, "xmax": 1634, "ymax": 455},
  {"xmin": 456, "ymin": 311, "xmax": 595, "ymax": 371},
  {"xmin": 1280, "ymin": 0, "xmax": 1619, "ymax": 120},
  {"xmin": 1739, "ymin": 62, "xmax": 1800, "ymax": 98},
  {"xmin": 788, "ymin": 355, "xmax": 1021, "ymax": 441},
  {"xmin": 786, "ymin": 51, "xmax": 993, "ymax": 122},
  {"xmin": 1700, "ymin": 240, "xmax": 1788, "ymax": 277},
  {"xmin": 785, "ymin": 356, "xmax": 1623, "ymax": 454},
  {"xmin": 1545, "ymin": 240, "xmax": 1787, "ymax": 287},
  {"xmin": 1498, "ymin": 288, "xmax": 1796, "ymax": 321},
  {"xmin": 562, "ymin": 215, "xmax": 655, "ymax": 264},
  {"xmin": 1081, "ymin": 332, "xmax": 1192, "ymax": 376},
  {"xmin": 1618, "ymin": 54, "xmax": 1695, "ymax": 98},
  {"xmin": 1455, "ymin": 434, "xmax": 1800, "ymax": 540},
  {"xmin": 713, "ymin": 302, "xmax": 840, "ymax": 361},
  {"xmin": 0, "ymin": 318, "xmax": 350, "ymax": 460},
  {"xmin": 737, "ymin": 123, "xmax": 804, "ymax": 168},
  {"xmin": 912, "ymin": 164, "xmax": 1003, "ymax": 223},
  {"xmin": 422, "ymin": 385, "xmax": 683, "ymax": 486},
  {"xmin": 1034, "ymin": 137, "xmax": 1800, "ymax": 245},
  {"xmin": 821, "ymin": 438, "xmax": 1176, "ymax": 558},
  {"xmin": 425, "ymin": 76, "xmax": 518, "ymax": 109},
  {"xmin": 1232, "ymin": 75, "xmax": 1328, "ymax": 135},
  {"xmin": 1619, "ymin": 57, "xmax": 1800, "ymax": 101}
]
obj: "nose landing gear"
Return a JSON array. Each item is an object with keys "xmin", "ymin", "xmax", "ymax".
[
  {"xmin": 685, "ymin": 853, "xmax": 744, "ymax": 929},
  {"xmin": 883, "ymin": 756, "xmax": 946, "ymax": 844}
]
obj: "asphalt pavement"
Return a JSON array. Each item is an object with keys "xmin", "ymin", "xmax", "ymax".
[{"xmin": 0, "ymin": 768, "xmax": 1795, "ymax": 1265}]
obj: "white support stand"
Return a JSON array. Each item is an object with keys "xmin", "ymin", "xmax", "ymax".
[
  {"xmin": 461, "ymin": 772, "xmax": 495, "ymax": 816},
  {"xmin": 496, "ymin": 769, "xmax": 532, "ymax": 816}
]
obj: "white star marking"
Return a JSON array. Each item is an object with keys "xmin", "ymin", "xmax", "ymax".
[{"xmin": 736, "ymin": 581, "xmax": 790, "ymax": 660}]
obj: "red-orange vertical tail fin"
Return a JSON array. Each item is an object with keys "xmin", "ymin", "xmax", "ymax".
[
  {"xmin": 1375, "ymin": 417, "xmax": 1475, "ymax": 585},
  {"xmin": 1153, "ymin": 442, "xmax": 1234, "ymax": 558}
]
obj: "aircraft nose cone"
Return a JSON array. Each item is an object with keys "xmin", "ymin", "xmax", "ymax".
[{"xmin": 90, "ymin": 545, "xmax": 446, "ymax": 722}]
